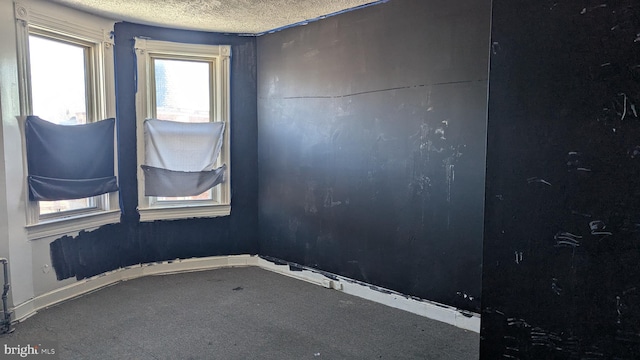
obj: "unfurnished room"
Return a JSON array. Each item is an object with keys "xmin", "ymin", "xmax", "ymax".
[{"xmin": 0, "ymin": 0, "xmax": 638, "ymax": 359}]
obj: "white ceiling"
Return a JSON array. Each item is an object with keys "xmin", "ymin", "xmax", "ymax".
[{"xmin": 51, "ymin": 0, "xmax": 381, "ymax": 34}]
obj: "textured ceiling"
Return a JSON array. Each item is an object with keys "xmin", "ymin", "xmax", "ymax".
[{"xmin": 51, "ymin": 0, "xmax": 380, "ymax": 34}]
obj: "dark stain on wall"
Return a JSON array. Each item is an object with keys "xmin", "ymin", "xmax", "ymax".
[
  {"xmin": 482, "ymin": 0, "xmax": 640, "ymax": 358},
  {"xmin": 50, "ymin": 23, "xmax": 259, "ymax": 280},
  {"xmin": 257, "ymin": 0, "xmax": 491, "ymax": 312}
]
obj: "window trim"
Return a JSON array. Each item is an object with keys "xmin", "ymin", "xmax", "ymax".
[
  {"xmin": 134, "ymin": 38, "xmax": 231, "ymax": 222},
  {"xmin": 15, "ymin": 1, "xmax": 119, "ymax": 239}
]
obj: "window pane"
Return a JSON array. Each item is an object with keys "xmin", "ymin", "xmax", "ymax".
[
  {"xmin": 154, "ymin": 59, "xmax": 210, "ymax": 123},
  {"xmin": 154, "ymin": 58, "xmax": 213, "ymax": 201},
  {"xmin": 29, "ymin": 35, "xmax": 94, "ymax": 215},
  {"xmin": 39, "ymin": 198, "xmax": 95, "ymax": 215},
  {"xmin": 29, "ymin": 35, "xmax": 87, "ymax": 125}
]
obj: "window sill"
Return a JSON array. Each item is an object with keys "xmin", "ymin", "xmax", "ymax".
[
  {"xmin": 138, "ymin": 204, "xmax": 231, "ymax": 222},
  {"xmin": 26, "ymin": 209, "xmax": 121, "ymax": 240}
]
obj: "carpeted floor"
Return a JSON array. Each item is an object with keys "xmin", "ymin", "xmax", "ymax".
[{"xmin": 1, "ymin": 267, "xmax": 479, "ymax": 359}]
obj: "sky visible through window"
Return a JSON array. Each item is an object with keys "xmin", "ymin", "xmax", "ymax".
[
  {"xmin": 154, "ymin": 58, "xmax": 210, "ymax": 123},
  {"xmin": 29, "ymin": 35, "xmax": 87, "ymax": 125}
]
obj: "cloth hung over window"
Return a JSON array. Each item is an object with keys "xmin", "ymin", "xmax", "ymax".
[
  {"xmin": 25, "ymin": 115, "xmax": 118, "ymax": 201},
  {"xmin": 142, "ymin": 119, "xmax": 226, "ymax": 197}
]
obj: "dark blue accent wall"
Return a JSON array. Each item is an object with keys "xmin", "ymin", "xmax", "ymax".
[
  {"xmin": 482, "ymin": 0, "xmax": 640, "ymax": 358},
  {"xmin": 50, "ymin": 23, "xmax": 258, "ymax": 280},
  {"xmin": 256, "ymin": 0, "xmax": 491, "ymax": 312}
]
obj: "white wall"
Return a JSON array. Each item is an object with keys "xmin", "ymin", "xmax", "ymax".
[
  {"xmin": 0, "ymin": 0, "xmax": 34, "ymax": 310},
  {"xmin": 0, "ymin": 0, "xmax": 116, "ymax": 314}
]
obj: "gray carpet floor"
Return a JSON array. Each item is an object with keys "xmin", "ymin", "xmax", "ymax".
[{"xmin": 1, "ymin": 267, "xmax": 479, "ymax": 359}]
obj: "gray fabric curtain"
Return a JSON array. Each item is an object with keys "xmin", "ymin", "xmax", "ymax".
[
  {"xmin": 142, "ymin": 119, "xmax": 226, "ymax": 196},
  {"xmin": 141, "ymin": 165, "xmax": 226, "ymax": 197}
]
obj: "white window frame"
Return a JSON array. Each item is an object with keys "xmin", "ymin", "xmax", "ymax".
[
  {"xmin": 135, "ymin": 38, "xmax": 231, "ymax": 222},
  {"xmin": 14, "ymin": 1, "xmax": 119, "ymax": 240}
]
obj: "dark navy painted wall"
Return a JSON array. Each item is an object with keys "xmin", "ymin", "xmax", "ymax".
[
  {"xmin": 257, "ymin": 0, "xmax": 491, "ymax": 312},
  {"xmin": 51, "ymin": 23, "xmax": 258, "ymax": 280},
  {"xmin": 482, "ymin": 1, "xmax": 640, "ymax": 358}
]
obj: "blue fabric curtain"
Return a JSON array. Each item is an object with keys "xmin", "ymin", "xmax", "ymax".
[{"xmin": 25, "ymin": 116, "xmax": 118, "ymax": 201}]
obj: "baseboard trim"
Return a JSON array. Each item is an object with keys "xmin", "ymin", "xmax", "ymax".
[
  {"xmin": 256, "ymin": 257, "xmax": 480, "ymax": 333},
  {"xmin": 12, "ymin": 254, "xmax": 479, "ymax": 333},
  {"xmin": 13, "ymin": 255, "xmax": 257, "ymax": 322}
]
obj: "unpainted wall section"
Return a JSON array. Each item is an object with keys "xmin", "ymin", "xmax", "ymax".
[
  {"xmin": 257, "ymin": 0, "xmax": 491, "ymax": 312},
  {"xmin": 482, "ymin": 1, "xmax": 640, "ymax": 358},
  {"xmin": 49, "ymin": 22, "xmax": 259, "ymax": 281}
]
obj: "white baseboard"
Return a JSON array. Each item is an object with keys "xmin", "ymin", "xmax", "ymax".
[
  {"xmin": 13, "ymin": 255, "xmax": 257, "ymax": 322},
  {"xmin": 12, "ymin": 254, "xmax": 479, "ymax": 333},
  {"xmin": 256, "ymin": 258, "xmax": 480, "ymax": 333}
]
